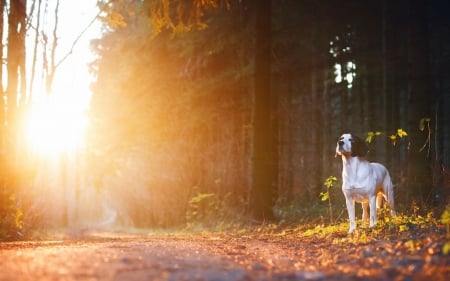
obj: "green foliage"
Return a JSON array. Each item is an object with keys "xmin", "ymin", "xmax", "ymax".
[
  {"xmin": 320, "ymin": 176, "xmax": 338, "ymax": 224},
  {"xmin": 0, "ymin": 192, "xmax": 24, "ymax": 240},
  {"xmin": 419, "ymin": 117, "xmax": 431, "ymax": 132},
  {"xmin": 365, "ymin": 129, "xmax": 409, "ymax": 146},
  {"xmin": 389, "ymin": 128, "xmax": 408, "ymax": 145},
  {"xmin": 301, "ymin": 213, "xmax": 441, "ymax": 245},
  {"xmin": 97, "ymin": 0, "xmax": 225, "ymax": 36},
  {"xmin": 441, "ymin": 205, "xmax": 450, "ymax": 255},
  {"xmin": 442, "ymin": 243, "xmax": 450, "ymax": 256},
  {"xmin": 441, "ymin": 205, "xmax": 450, "ymax": 228},
  {"xmin": 323, "ymin": 176, "xmax": 338, "ymax": 189},
  {"xmin": 320, "ymin": 176, "xmax": 337, "ymax": 202},
  {"xmin": 319, "ymin": 191, "xmax": 329, "ymax": 202},
  {"xmin": 185, "ymin": 190, "xmax": 247, "ymax": 231},
  {"xmin": 364, "ymin": 129, "xmax": 409, "ymax": 146},
  {"xmin": 302, "ymin": 222, "xmax": 349, "ymax": 238},
  {"xmin": 365, "ymin": 131, "xmax": 382, "ymax": 143},
  {"xmin": 186, "ymin": 192, "xmax": 216, "ymax": 222}
]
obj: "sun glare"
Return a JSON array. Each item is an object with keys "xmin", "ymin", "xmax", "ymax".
[
  {"xmin": 25, "ymin": 95, "xmax": 88, "ymax": 156},
  {"xmin": 21, "ymin": 0, "xmax": 99, "ymax": 159}
]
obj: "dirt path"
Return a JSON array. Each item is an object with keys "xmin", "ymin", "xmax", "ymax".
[
  {"xmin": 0, "ymin": 234, "xmax": 244, "ymax": 281},
  {"xmin": 0, "ymin": 231, "xmax": 449, "ymax": 281}
]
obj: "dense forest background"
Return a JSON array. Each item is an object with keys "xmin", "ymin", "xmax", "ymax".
[
  {"xmin": 88, "ymin": 0, "xmax": 450, "ymax": 226},
  {"xmin": 1, "ymin": 0, "xmax": 450, "ymax": 237}
]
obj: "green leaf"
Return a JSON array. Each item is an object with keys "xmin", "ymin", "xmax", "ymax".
[
  {"xmin": 366, "ymin": 132, "xmax": 374, "ymax": 143},
  {"xmin": 189, "ymin": 193, "xmax": 215, "ymax": 204},
  {"xmin": 319, "ymin": 192, "xmax": 329, "ymax": 201},
  {"xmin": 441, "ymin": 206, "xmax": 450, "ymax": 224},
  {"xmin": 366, "ymin": 131, "xmax": 383, "ymax": 143},
  {"xmin": 405, "ymin": 240, "xmax": 416, "ymax": 252},
  {"xmin": 399, "ymin": 224, "xmax": 409, "ymax": 232},
  {"xmin": 397, "ymin": 128, "xmax": 408, "ymax": 138},
  {"xmin": 443, "ymin": 242, "xmax": 450, "ymax": 255},
  {"xmin": 419, "ymin": 117, "xmax": 431, "ymax": 131},
  {"xmin": 324, "ymin": 176, "xmax": 337, "ymax": 189},
  {"xmin": 419, "ymin": 119, "xmax": 425, "ymax": 131}
]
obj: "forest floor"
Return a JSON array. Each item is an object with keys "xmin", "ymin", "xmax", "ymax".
[{"xmin": 0, "ymin": 217, "xmax": 449, "ymax": 281}]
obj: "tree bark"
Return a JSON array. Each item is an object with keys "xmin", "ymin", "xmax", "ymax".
[
  {"xmin": 406, "ymin": 0, "xmax": 432, "ymax": 201},
  {"xmin": 249, "ymin": 0, "xmax": 276, "ymax": 220},
  {"xmin": 7, "ymin": 0, "xmax": 27, "ymax": 121},
  {"xmin": 0, "ymin": 0, "xmax": 6, "ymax": 152},
  {"xmin": 29, "ymin": 0, "xmax": 43, "ymax": 100}
]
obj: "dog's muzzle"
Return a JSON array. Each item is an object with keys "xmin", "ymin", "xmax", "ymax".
[{"xmin": 335, "ymin": 141, "xmax": 348, "ymax": 157}]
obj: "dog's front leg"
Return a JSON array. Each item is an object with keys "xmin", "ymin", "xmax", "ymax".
[
  {"xmin": 345, "ymin": 198, "xmax": 356, "ymax": 233},
  {"xmin": 369, "ymin": 195, "xmax": 377, "ymax": 228}
]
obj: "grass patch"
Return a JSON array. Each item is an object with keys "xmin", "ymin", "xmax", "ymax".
[{"xmin": 298, "ymin": 211, "xmax": 444, "ymax": 245}]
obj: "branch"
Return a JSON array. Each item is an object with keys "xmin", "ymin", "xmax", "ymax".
[{"xmin": 54, "ymin": 10, "xmax": 101, "ymax": 70}]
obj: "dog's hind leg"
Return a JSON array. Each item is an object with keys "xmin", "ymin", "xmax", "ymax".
[
  {"xmin": 376, "ymin": 192, "xmax": 384, "ymax": 209},
  {"xmin": 384, "ymin": 177, "xmax": 396, "ymax": 216},
  {"xmin": 362, "ymin": 202, "xmax": 369, "ymax": 221},
  {"xmin": 387, "ymin": 185, "xmax": 396, "ymax": 217},
  {"xmin": 369, "ymin": 195, "xmax": 378, "ymax": 227}
]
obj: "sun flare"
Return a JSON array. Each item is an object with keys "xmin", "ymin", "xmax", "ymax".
[
  {"xmin": 25, "ymin": 95, "xmax": 88, "ymax": 156},
  {"xmin": 21, "ymin": 0, "xmax": 98, "ymax": 159}
]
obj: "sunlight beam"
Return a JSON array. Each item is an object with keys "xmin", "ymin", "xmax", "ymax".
[{"xmin": 25, "ymin": 96, "xmax": 88, "ymax": 156}]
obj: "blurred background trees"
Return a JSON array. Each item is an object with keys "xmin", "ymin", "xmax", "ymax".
[
  {"xmin": 1, "ymin": 0, "xmax": 450, "ymax": 236},
  {"xmin": 1, "ymin": 0, "xmax": 28, "ymax": 239},
  {"xmin": 89, "ymin": 0, "xmax": 450, "ymax": 226}
]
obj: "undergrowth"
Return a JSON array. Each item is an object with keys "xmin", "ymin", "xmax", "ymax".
[
  {"xmin": 300, "ymin": 212, "xmax": 442, "ymax": 243},
  {"xmin": 185, "ymin": 191, "xmax": 249, "ymax": 232},
  {"xmin": 182, "ymin": 197, "xmax": 449, "ymax": 255}
]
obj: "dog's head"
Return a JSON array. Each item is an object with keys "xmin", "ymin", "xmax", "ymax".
[{"xmin": 335, "ymin": 133, "xmax": 368, "ymax": 158}]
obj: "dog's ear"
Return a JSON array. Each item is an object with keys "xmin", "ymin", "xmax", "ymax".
[{"xmin": 351, "ymin": 135, "xmax": 368, "ymax": 157}]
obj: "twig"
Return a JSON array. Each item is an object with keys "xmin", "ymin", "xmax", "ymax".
[{"xmin": 54, "ymin": 10, "xmax": 101, "ymax": 70}]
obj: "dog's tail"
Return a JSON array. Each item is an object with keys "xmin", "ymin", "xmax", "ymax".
[{"xmin": 385, "ymin": 174, "xmax": 396, "ymax": 216}]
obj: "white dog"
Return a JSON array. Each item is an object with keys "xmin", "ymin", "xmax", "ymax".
[{"xmin": 335, "ymin": 133, "xmax": 395, "ymax": 233}]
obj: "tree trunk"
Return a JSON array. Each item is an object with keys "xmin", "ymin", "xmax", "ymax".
[
  {"xmin": 406, "ymin": 0, "xmax": 432, "ymax": 202},
  {"xmin": 249, "ymin": 0, "xmax": 276, "ymax": 220},
  {"xmin": 7, "ymin": 0, "xmax": 26, "ymax": 109},
  {"xmin": 5, "ymin": 0, "xmax": 26, "ymax": 173},
  {"xmin": 0, "ymin": 0, "xmax": 6, "ymax": 153},
  {"xmin": 29, "ymin": 0, "xmax": 43, "ymax": 100}
]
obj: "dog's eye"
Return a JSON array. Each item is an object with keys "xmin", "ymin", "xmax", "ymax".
[{"xmin": 349, "ymin": 139, "xmax": 354, "ymax": 142}]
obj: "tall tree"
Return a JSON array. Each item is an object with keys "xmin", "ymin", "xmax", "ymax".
[
  {"xmin": 6, "ymin": 0, "xmax": 27, "ymax": 122},
  {"xmin": 406, "ymin": 0, "xmax": 432, "ymax": 200},
  {"xmin": 249, "ymin": 0, "xmax": 276, "ymax": 220},
  {"xmin": 89, "ymin": 0, "xmax": 255, "ymax": 227},
  {"xmin": 0, "ymin": 0, "xmax": 6, "ymax": 148},
  {"xmin": 0, "ymin": 0, "xmax": 27, "ymax": 240}
]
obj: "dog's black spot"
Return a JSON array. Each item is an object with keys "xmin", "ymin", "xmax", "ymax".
[{"xmin": 350, "ymin": 134, "xmax": 368, "ymax": 157}]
